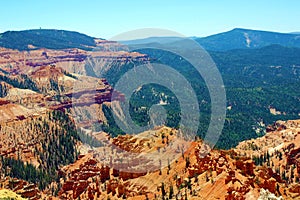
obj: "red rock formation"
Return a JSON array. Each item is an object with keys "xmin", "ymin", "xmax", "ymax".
[
  {"xmin": 262, "ymin": 177, "xmax": 277, "ymax": 193},
  {"xmin": 87, "ymin": 187, "xmax": 94, "ymax": 200},
  {"xmin": 100, "ymin": 166, "xmax": 110, "ymax": 182},
  {"xmin": 106, "ymin": 179, "xmax": 118, "ymax": 196},
  {"xmin": 235, "ymin": 159, "xmax": 254, "ymax": 176},
  {"xmin": 0, "ymin": 47, "xmax": 149, "ymax": 75},
  {"xmin": 112, "ymin": 168, "xmax": 120, "ymax": 177},
  {"xmin": 106, "ymin": 179, "xmax": 127, "ymax": 197},
  {"xmin": 73, "ymin": 180, "xmax": 88, "ymax": 199},
  {"xmin": 62, "ymin": 180, "xmax": 74, "ymax": 191},
  {"xmin": 119, "ymin": 171, "xmax": 147, "ymax": 181},
  {"xmin": 287, "ymin": 147, "xmax": 300, "ymax": 166},
  {"xmin": 59, "ymin": 158, "xmax": 105, "ymax": 199},
  {"xmin": 20, "ymin": 188, "xmax": 38, "ymax": 199},
  {"xmin": 289, "ymin": 184, "xmax": 300, "ymax": 194},
  {"xmin": 188, "ymin": 145, "xmax": 229, "ymax": 178},
  {"xmin": 1, "ymin": 178, "xmax": 41, "ymax": 200},
  {"xmin": 225, "ymin": 170, "xmax": 236, "ymax": 184},
  {"xmin": 0, "ymin": 98, "xmax": 10, "ymax": 105}
]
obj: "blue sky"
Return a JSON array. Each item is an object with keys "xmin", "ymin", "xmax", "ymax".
[{"xmin": 1, "ymin": 0, "xmax": 299, "ymax": 39}]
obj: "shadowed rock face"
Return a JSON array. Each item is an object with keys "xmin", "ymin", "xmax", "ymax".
[{"xmin": 287, "ymin": 148, "xmax": 300, "ymax": 165}]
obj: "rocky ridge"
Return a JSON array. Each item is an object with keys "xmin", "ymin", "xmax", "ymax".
[{"xmin": 0, "ymin": 46, "xmax": 149, "ymax": 76}]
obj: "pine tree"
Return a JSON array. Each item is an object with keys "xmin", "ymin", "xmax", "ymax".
[
  {"xmin": 161, "ymin": 182, "xmax": 166, "ymax": 199},
  {"xmin": 169, "ymin": 185, "xmax": 174, "ymax": 199}
]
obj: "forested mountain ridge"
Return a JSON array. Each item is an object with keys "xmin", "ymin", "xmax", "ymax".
[
  {"xmin": 2, "ymin": 28, "xmax": 300, "ymax": 52},
  {"xmin": 120, "ymin": 44, "xmax": 300, "ymax": 149},
  {"xmin": 196, "ymin": 28, "xmax": 300, "ymax": 51},
  {"xmin": 122, "ymin": 28, "xmax": 300, "ymax": 51},
  {"xmin": 0, "ymin": 29, "xmax": 97, "ymax": 50}
]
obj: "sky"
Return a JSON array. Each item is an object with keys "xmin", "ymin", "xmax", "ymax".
[{"xmin": 1, "ymin": 0, "xmax": 300, "ymax": 39}]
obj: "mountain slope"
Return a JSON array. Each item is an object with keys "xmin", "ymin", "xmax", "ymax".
[
  {"xmin": 120, "ymin": 28, "xmax": 300, "ymax": 51},
  {"xmin": 195, "ymin": 28, "xmax": 300, "ymax": 51},
  {"xmin": 0, "ymin": 29, "xmax": 97, "ymax": 51},
  {"xmin": 210, "ymin": 45, "xmax": 300, "ymax": 85},
  {"xmin": 127, "ymin": 44, "xmax": 300, "ymax": 149},
  {"xmin": 3, "ymin": 28, "xmax": 300, "ymax": 52}
]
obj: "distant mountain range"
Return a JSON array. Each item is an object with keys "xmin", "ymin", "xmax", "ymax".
[
  {"xmin": 121, "ymin": 28, "xmax": 300, "ymax": 51},
  {"xmin": 1, "ymin": 28, "xmax": 300, "ymax": 51}
]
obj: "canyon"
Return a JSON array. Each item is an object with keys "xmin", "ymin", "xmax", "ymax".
[{"xmin": 0, "ymin": 31, "xmax": 299, "ymax": 200}]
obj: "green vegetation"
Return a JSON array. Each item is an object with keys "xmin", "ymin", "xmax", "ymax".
[
  {"xmin": 77, "ymin": 128, "xmax": 103, "ymax": 148},
  {"xmin": 195, "ymin": 28, "xmax": 300, "ymax": 51},
  {"xmin": 100, "ymin": 62, "xmax": 137, "ymax": 87},
  {"xmin": 129, "ymin": 84, "xmax": 181, "ymax": 128},
  {"xmin": 0, "ymin": 30, "xmax": 299, "ymax": 151},
  {"xmin": 0, "ymin": 29, "xmax": 96, "ymax": 51},
  {"xmin": 0, "ymin": 74, "xmax": 39, "ymax": 92},
  {"xmin": 0, "ymin": 156, "xmax": 51, "ymax": 190},
  {"xmin": 63, "ymin": 70, "xmax": 78, "ymax": 80},
  {"xmin": 84, "ymin": 60, "xmax": 147, "ymax": 87},
  {"xmin": 101, "ymin": 45, "xmax": 300, "ymax": 149},
  {"xmin": 99, "ymin": 104, "xmax": 125, "ymax": 137},
  {"xmin": 0, "ymin": 110, "xmax": 80, "ymax": 190},
  {"xmin": 0, "ymin": 83, "xmax": 8, "ymax": 97},
  {"xmin": 49, "ymin": 78, "xmax": 61, "ymax": 92}
]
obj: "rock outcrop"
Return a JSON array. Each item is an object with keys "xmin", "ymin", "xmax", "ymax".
[
  {"xmin": 59, "ymin": 157, "xmax": 104, "ymax": 199},
  {"xmin": 0, "ymin": 178, "xmax": 41, "ymax": 200}
]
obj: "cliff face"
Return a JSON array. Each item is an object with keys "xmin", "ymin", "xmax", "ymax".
[
  {"xmin": 0, "ymin": 46, "xmax": 149, "ymax": 76},
  {"xmin": 0, "ymin": 40, "xmax": 148, "ymax": 199},
  {"xmin": 0, "ymin": 37, "xmax": 148, "ymax": 125},
  {"xmin": 0, "ymin": 68, "xmax": 116, "ymax": 124}
]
